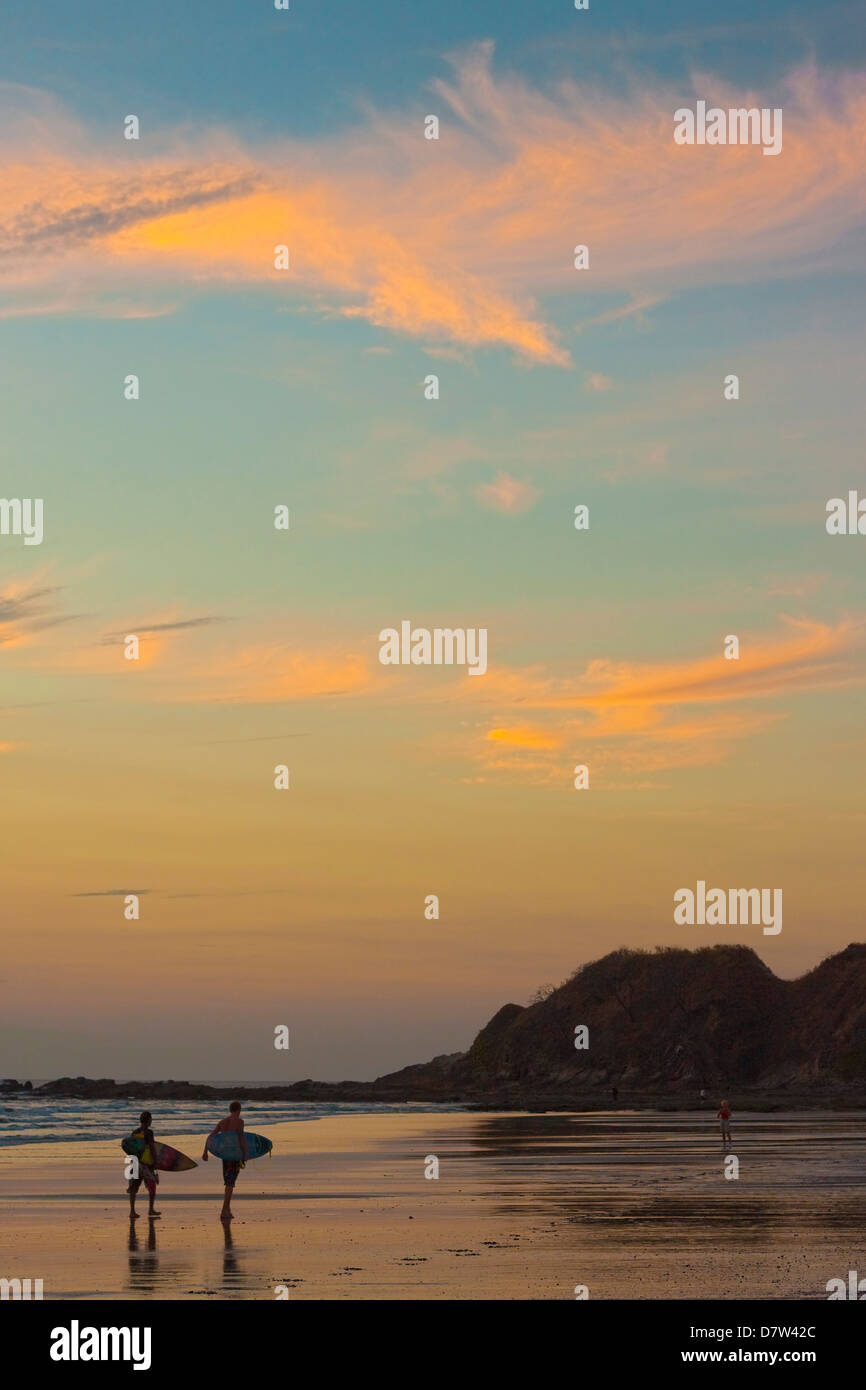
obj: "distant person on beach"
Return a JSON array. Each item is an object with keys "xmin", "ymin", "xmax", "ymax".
[
  {"xmin": 126, "ymin": 1110, "xmax": 160, "ymax": 1220},
  {"xmin": 717, "ymin": 1099, "xmax": 733, "ymax": 1147},
  {"xmin": 611, "ymin": 1085, "xmax": 618, "ymax": 1102},
  {"xmin": 203, "ymin": 1100, "xmax": 248, "ymax": 1221}
]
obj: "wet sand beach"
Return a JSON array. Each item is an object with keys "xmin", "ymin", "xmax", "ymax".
[{"xmin": 3, "ymin": 1110, "xmax": 865, "ymax": 1300}]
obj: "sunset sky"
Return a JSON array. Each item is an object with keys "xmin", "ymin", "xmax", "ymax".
[{"xmin": 2, "ymin": 0, "xmax": 865, "ymax": 1082}]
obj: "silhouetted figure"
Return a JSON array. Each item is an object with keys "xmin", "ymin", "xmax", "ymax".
[
  {"xmin": 203, "ymin": 1099, "xmax": 248, "ymax": 1221},
  {"xmin": 126, "ymin": 1110, "xmax": 161, "ymax": 1220},
  {"xmin": 717, "ymin": 1099, "xmax": 733, "ymax": 1148}
]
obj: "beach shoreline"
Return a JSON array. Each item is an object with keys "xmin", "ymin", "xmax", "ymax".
[
  {"xmin": 6, "ymin": 1077, "xmax": 866, "ymax": 1112},
  {"xmin": 3, "ymin": 1108, "xmax": 865, "ymax": 1301}
]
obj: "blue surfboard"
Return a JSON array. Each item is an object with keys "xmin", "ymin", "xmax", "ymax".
[{"xmin": 205, "ymin": 1131, "xmax": 272, "ymax": 1162}]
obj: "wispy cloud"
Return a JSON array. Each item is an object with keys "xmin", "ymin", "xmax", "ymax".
[
  {"xmin": 194, "ymin": 732, "xmax": 311, "ymax": 745},
  {"xmin": 71, "ymin": 888, "xmax": 151, "ymax": 897},
  {"xmin": 5, "ymin": 572, "xmax": 863, "ymax": 782},
  {"xmin": 192, "ymin": 645, "xmax": 373, "ymax": 703},
  {"xmin": 585, "ymin": 372, "xmax": 613, "ymax": 393},
  {"xmin": 7, "ymin": 604, "xmax": 378, "ymax": 703},
  {"xmin": 99, "ymin": 615, "xmax": 228, "ymax": 644},
  {"xmin": 0, "ymin": 171, "xmax": 258, "ymax": 257},
  {"xmin": 2, "ymin": 52, "xmax": 864, "ymax": 356},
  {"xmin": 471, "ymin": 616, "xmax": 863, "ymax": 781},
  {"xmin": 0, "ymin": 582, "xmax": 78, "ymax": 646}
]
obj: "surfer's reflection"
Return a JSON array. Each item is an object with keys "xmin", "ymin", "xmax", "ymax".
[
  {"xmin": 127, "ymin": 1215, "xmax": 159, "ymax": 1293},
  {"xmin": 221, "ymin": 1220, "xmax": 247, "ymax": 1293}
]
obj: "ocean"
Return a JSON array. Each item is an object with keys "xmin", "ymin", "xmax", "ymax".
[{"xmin": 0, "ymin": 1090, "xmax": 465, "ymax": 1148}]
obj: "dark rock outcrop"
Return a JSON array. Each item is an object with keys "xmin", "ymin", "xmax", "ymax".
[{"xmin": 28, "ymin": 944, "xmax": 866, "ymax": 1107}]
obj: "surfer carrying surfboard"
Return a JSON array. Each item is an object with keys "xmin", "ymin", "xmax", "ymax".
[
  {"xmin": 203, "ymin": 1100, "xmax": 248, "ymax": 1221},
  {"xmin": 126, "ymin": 1111, "xmax": 161, "ymax": 1220}
]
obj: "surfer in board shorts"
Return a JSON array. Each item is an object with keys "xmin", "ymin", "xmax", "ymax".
[
  {"xmin": 203, "ymin": 1099, "xmax": 248, "ymax": 1221},
  {"xmin": 717, "ymin": 1099, "xmax": 733, "ymax": 1148},
  {"xmin": 126, "ymin": 1110, "xmax": 160, "ymax": 1220}
]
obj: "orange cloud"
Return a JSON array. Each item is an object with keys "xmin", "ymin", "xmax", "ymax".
[
  {"xmin": 574, "ymin": 617, "xmax": 856, "ymax": 710},
  {"xmin": 192, "ymin": 646, "xmax": 373, "ymax": 704},
  {"xmin": 4, "ymin": 577, "xmax": 862, "ymax": 782},
  {"xmin": 487, "ymin": 725, "xmax": 561, "ymax": 750},
  {"xmin": 7, "ymin": 627, "xmax": 374, "ymax": 704},
  {"xmin": 1, "ymin": 51, "xmax": 864, "ymax": 358},
  {"xmin": 121, "ymin": 636, "xmax": 163, "ymax": 670},
  {"xmin": 473, "ymin": 617, "xmax": 863, "ymax": 781},
  {"xmin": 3, "ymin": 593, "xmax": 376, "ymax": 704}
]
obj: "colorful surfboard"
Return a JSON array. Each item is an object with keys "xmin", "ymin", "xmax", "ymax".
[{"xmin": 121, "ymin": 1136, "xmax": 197, "ymax": 1172}]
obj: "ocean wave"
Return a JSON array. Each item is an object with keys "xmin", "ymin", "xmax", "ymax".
[{"xmin": 0, "ymin": 1097, "xmax": 465, "ymax": 1147}]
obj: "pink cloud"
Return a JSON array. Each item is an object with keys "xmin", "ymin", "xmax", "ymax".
[
  {"xmin": 475, "ymin": 473, "xmax": 539, "ymax": 514},
  {"xmin": 586, "ymin": 372, "xmax": 613, "ymax": 392}
]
